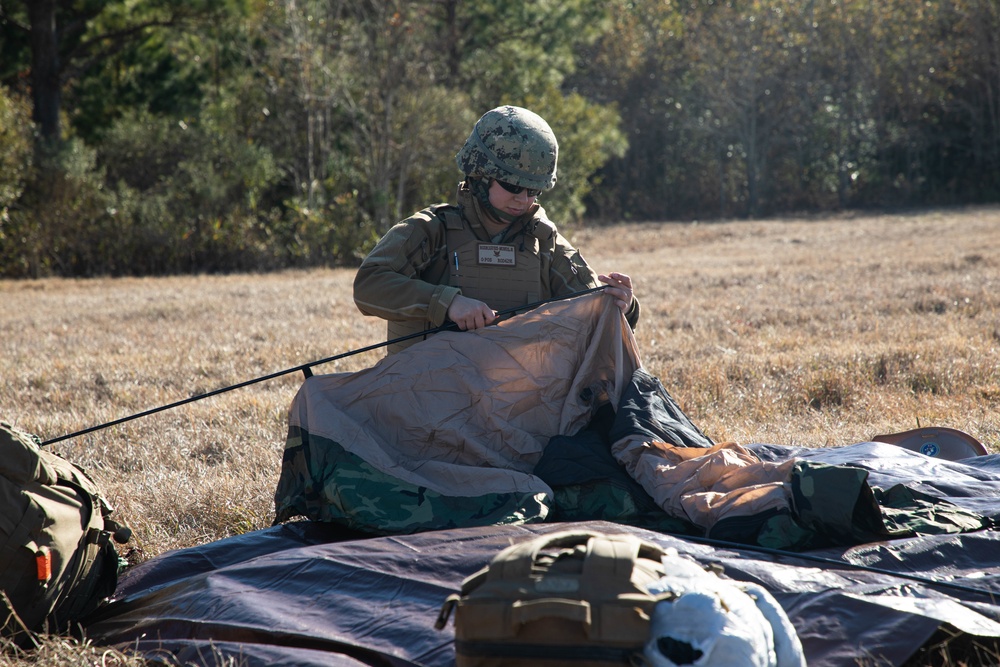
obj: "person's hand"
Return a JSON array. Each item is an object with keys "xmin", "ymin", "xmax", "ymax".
[
  {"xmin": 447, "ymin": 295, "xmax": 498, "ymax": 331},
  {"xmin": 599, "ymin": 272, "xmax": 634, "ymax": 314}
]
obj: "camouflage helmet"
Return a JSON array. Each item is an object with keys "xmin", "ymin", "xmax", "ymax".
[{"xmin": 456, "ymin": 106, "xmax": 558, "ymax": 191}]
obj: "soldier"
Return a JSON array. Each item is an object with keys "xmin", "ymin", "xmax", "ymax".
[{"xmin": 354, "ymin": 105, "xmax": 640, "ymax": 354}]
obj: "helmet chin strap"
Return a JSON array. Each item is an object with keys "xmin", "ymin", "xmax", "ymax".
[
  {"xmin": 467, "ymin": 177, "xmax": 518, "ymax": 227},
  {"xmin": 487, "ymin": 205, "xmax": 518, "ymax": 226}
]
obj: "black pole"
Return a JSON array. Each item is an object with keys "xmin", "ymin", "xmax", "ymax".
[{"xmin": 41, "ymin": 286, "xmax": 607, "ymax": 446}]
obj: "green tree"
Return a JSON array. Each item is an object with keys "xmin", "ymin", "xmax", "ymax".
[
  {"xmin": 0, "ymin": 85, "xmax": 32, "ymax": 214},
  {"xmin": 679, "ymin": 0, "xmax": 808, "ymax": 217},
  {"xmin": 0, "ymin": 85, "xmax": 34, "ymax": 276},
  {"xmin": 433, "ymin": 0, "xmax": 612, "ymax": 111},
  {"xmin": 0, "ymin": 0, "xmax": 231, "ymax": 149},
  {"xmin": 956, "ymin": 0, "xmax": 1000, "ymax": 195},
  {"xmin": 522, "ymin": 87, "xmax": 627, "ymax": 222},
  {"xmin": 244, "ymin": 0, "xmax": 626, "ymax": 236},
  {"xmin": 570, "ymin": 0, "xmax": 731, "ymax": 220}
]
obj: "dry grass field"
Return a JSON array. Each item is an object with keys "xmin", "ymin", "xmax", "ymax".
[{"xmin": 2, "ymin": 207, "xmax": 1000, "ymax": 665}]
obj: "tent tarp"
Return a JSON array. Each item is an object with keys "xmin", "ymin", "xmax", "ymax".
[
  {"xmin": 274, "ymin": 294, "xmax": 646, "ymax": 534},
  {"xmin": 273, "ymin": 295, "xmax": 993, "ymax": 548},
  {"xmin": 84, "ymin": 519, "xmax": 1000, "ymax": 667},
  {"xmin": 83, "ymin": 293, "xmax": 1000, "ymax": 665}
]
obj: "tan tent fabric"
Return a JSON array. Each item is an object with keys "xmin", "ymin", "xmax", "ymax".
[
  {"xmin": 287, "ymin": 293, "xmax": 641, "ymax": 498},
  {"xmin": 287, "ymin": 293, "xmax": 801, "ymax": 533},
  {"xmin": 612, "ymin": 438, "xmax": 796, "ymax": 528},
  {"xmin": 284, "ymin": 291, "xmax": 989, "ymax": 540}
]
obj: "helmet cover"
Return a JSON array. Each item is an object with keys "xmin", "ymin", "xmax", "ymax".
[{"xmin": 456, "ymin": 105, "xmax": 558, "ymax": 190}]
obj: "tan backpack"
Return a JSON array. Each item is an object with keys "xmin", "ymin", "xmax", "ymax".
[
  {"xmin": 435, "ymin": 529, "xmax": 670, "ymax": 666},
  {"xmin": 0, "ymin": 422, "xmax": 130, "ymax": 644}
]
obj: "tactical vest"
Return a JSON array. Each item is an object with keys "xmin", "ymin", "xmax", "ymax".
[{"xmin": 385, "ymin": 206, "xmax": 556, "ymax": 354}]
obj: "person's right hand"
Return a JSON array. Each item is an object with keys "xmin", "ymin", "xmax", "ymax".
[{"xmin": 447, "ymin": 295, "xmax": 497, "ymax": 331}]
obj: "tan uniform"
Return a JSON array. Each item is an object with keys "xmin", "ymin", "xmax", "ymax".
[{"xmin": 354, "ymin": 183, "xmax": 640, "ymax": 353}]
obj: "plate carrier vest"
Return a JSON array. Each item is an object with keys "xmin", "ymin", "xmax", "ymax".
[{"xmin": 386, "ymin": 205, "xmax": 556, "ymax": 354}]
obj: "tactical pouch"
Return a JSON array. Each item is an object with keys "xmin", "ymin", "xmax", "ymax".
[{"xmin": 436, "ymin": 529, "xmax": 669, "ymax": 666}]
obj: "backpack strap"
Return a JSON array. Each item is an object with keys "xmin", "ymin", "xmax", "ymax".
[
  {"xmin": 488, "ymin": 530, "xmax": 662, "ymax": 585},
  {"xmin": 582, "ymin": 534, "xmax": 643, "ymax": 583},
  {"xmin": 433, "ymin": 204, "xmax": 466, "ymax": 232},
  {"xmin": 488, "ymin": 530, "xmax": 602, "ymax": 582},
  {"xmin": 53, "ymin": 527, "xmax": 114, "ymax": 625}
]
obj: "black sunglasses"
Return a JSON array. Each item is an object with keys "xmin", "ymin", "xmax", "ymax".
[{"xmin": 495, "ymin": 180, "xmax": 541, "ymax": 198}]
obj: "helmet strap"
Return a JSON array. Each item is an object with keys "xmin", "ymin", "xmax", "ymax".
[{"xmin": 467, "ymin": 177, "xmax": 519, "ymax": 227}]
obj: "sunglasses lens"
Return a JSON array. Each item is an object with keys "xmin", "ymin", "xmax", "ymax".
[{"xmin": 497, "ymin": 180, "xmax": 541, "ymax": 197}]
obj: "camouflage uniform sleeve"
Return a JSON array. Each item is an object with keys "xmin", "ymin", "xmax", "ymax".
[
  {"xmin": 623, "ymin": 295, "xmax": 641, "ymax": 330},
  {"xmin": 539, "ymin": 211, "xmax": 641, "ymax": 330},
  {"xmin": 353, "ymin": 209, "xmax": 461, "ymax": 327},
  {"xmin": 547, "ymin": 229, "xmax": 601, "ymax": 294}
]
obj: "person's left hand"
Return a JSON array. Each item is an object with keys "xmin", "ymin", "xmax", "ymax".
[{"xmin": 598, "ymin": 272, "xmax": 634, "ymax": 314}]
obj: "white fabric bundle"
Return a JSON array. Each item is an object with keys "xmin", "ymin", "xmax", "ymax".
[{"xmin": 643, "ymin": 550, "xmax": 806, "ymax": 667}]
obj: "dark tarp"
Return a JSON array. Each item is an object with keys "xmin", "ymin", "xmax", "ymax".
[{"xmin": 84, "ymin": 517, "xmax": 1000, "ymax": 667}]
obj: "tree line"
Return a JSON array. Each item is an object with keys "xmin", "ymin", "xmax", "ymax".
[{"xmin": 1, "ymin": 0, "xmax": 998, "ymax": 278}]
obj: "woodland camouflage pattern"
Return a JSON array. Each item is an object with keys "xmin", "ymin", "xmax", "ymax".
[
  {"xmin": 274, "ymin": 425, "xmax": 699, "ymax": 535},
  {"xmin": 274, "ymin": 424, "xmax": 987, "ymax": 543},
  {"xmin": 275, "ymin": 425, "xmax": 552, "ymax": 534},
  {"xmin": 455, "ymin": 105, "xmax": 559, "ymax": 190}
]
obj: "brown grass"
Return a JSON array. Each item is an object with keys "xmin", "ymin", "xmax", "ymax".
[{"xmin": 2, "ymin": 206, "xmax": 1000, "ymax": 665}]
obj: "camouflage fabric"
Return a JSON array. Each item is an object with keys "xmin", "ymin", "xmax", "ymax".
[
  {"xmin": 549, "ymin": 484, "xmax": 697, "ymax": 535},
  {"xmin": 273, "ymin": 420, "xmax": 696, "ymax": 537},
  {"xmin": 274, "ymin": 425, "xmax": 550, "ymax": 535},
  {"xmin": 746, "ymin": 461, "xmax": 989, "ymax": 551},
  {"xmin": 455, "ymin": 106, "xmax": 558, "ymax": 190},
  {"xmin": 874, "ymin": 483, "xmax": 987, "ymax": 535}
]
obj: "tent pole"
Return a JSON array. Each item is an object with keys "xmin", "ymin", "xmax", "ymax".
[{"xmin": 41, "ymin": 286, "xmax": 607, "ymax": 446}]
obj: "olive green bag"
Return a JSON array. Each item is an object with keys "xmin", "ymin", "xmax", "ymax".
[
  {"xmin": 0, "ymin": 422, "xmax": 130, "ymax": 643},
  {"xmin": 435, "ymin": 530, "xmax": 670, "ymax": 666}
]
